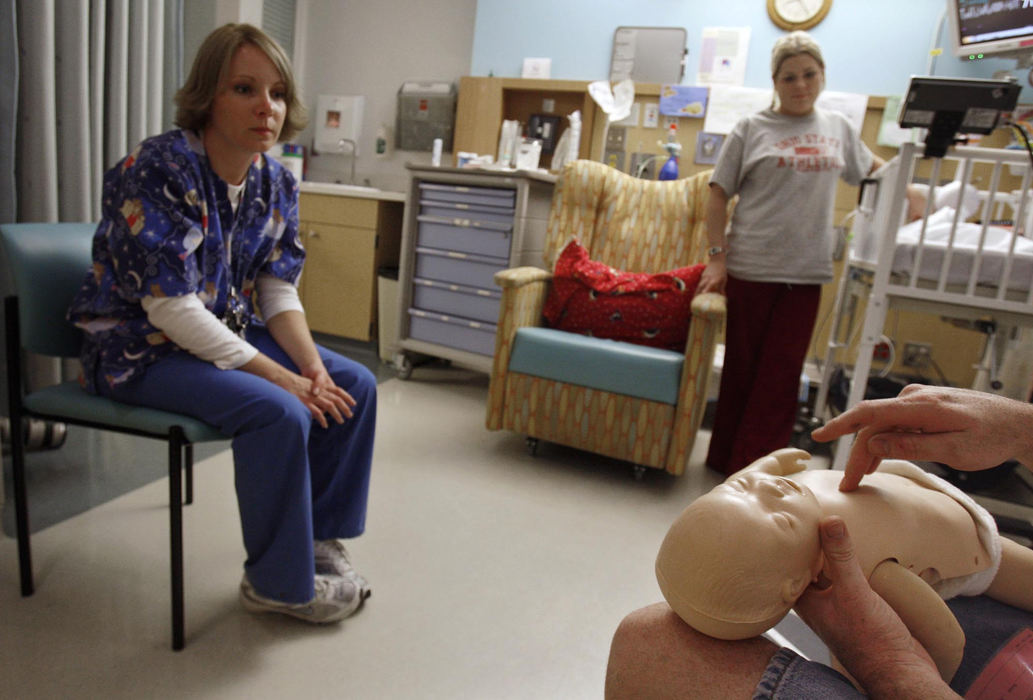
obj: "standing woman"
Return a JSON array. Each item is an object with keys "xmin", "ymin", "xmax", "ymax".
[
  {"xmin": 68, "ymin": 24, "xmax": 375, "ymax": 623},
  {"xmin": 700, "ymin": 31, "xmax": 889, "ymax": 476}
]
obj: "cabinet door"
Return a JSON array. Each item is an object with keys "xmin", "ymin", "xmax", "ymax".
[{"xmin": 301, "ymin": 221, "xmax": 376, "ymax": 340}]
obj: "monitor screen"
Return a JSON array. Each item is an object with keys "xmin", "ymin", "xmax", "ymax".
[{"xmin": 948, "ymin": 0, "xmax": 1033, "ymax": 60}]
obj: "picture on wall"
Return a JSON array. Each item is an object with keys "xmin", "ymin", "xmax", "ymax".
[{"xmin": 694, "ymin": 132, "xmax": 724, "ymax": 165}]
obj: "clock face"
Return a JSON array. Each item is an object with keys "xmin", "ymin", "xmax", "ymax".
[{"xmin": 769, "ymin": 0, "xmax": 832, "ymax": 30}]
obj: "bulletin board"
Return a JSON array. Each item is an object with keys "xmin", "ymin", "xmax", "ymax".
[{"xmin": 609, "ymin": 27, "xmax": 688, "ymax": 85}]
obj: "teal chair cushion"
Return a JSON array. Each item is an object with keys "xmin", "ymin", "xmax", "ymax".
[
  {"xmin": 507, "ymin": 327, "xmax": 683, "ymax": 405},
  {"xmin": 25, "ymin": 381, "xmax": 226, "ymax": 443}
]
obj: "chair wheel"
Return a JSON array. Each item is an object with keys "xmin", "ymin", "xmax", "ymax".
[
  {"xmin": 526, "ymin": 437, "xmax": 539, "ymax": 456},
  {"xmin": 632, "ymin": 465, "xmax": 647, "ymax": 481}
]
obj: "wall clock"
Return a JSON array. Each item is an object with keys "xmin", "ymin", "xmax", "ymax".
[{"xmin": 767, "ymin": 0, "xmax": 833, "ymax": 31}]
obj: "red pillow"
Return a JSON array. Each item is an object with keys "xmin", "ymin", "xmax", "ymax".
[{"xmin": 543, "ymin": 240, "xmax": 705, "ymax": 350}]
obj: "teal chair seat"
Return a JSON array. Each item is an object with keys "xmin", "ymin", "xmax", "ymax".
[
  {"xmin": 1, "ymin": 222, "xmax": 229, "ymax": 651},
  {"xmin": 25, "ymin": 381, "xmax": 225, "ymax": 443}
]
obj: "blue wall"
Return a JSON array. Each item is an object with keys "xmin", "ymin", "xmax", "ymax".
[{"xmin": 471, "ymin": 0, "xmax": 1029, "ymax": 100}]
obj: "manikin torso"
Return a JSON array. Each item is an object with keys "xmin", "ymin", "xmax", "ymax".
[{"xmin": 792, "ymin": 469, "xmax": 991, "ymax": 587}]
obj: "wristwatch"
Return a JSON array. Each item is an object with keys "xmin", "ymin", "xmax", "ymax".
[{"xmin": 707, "ymin": 245, "xmax": 726, "ymax": 257}]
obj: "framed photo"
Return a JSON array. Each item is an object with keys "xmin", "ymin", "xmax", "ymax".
[{"xmin": 694, "ymin": 132, "xmax": 724, "ymax": 165}]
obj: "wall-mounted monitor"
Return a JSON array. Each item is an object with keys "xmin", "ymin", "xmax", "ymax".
[{"xmin": 947, "ymin": 0, "xmax": 1033, "ymax": 60}]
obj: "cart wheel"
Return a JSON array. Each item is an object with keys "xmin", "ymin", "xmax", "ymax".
[
  {"xmin": 397, "ymin": 354, "xmax": 414, "ymax": 380},
  {"xmin": 526, "ymin": 437, "xmax": 539, "ymax": 456},
  {"xmin": 632, "ymin": 464, "xmax": 647, "ymax": 481}
]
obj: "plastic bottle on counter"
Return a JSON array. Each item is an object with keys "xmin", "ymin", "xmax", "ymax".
[
  {"xmin": 431, "ymin": 138, "xmax": 443, "ymax": 167},
  {"xmin": 658, "ymin": 123, "xmax": 681, "ymax": 181}
]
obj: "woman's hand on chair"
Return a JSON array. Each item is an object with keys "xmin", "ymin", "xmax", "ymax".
[{"xmin": 697, "ymin": 258, "xmax": 727, "ymax": 295}]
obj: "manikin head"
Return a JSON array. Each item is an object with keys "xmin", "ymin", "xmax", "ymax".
[{"xmin": 655, "ymin": 469, "xmax": 825, "ymax": 639}]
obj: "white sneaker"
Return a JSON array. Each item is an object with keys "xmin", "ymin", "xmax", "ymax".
[
  {"xmin": 314, "ymin": 539, "xmax": 371, "ymax": 597},
  {"xmin": 239, "ymin": 574, "xmax": 362, "ymax": 623}
]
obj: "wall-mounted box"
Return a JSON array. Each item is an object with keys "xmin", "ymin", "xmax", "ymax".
[
  {"xmin": 315, "ymin": 94, "xmax": 365, "ymax": 155},
  {"xmin": 396, "ymin": 81, "xmax": 456, "ymax": 152}
]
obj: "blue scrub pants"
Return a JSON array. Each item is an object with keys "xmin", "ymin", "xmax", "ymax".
[{"xmin": 99, "ymin": 326, "xmax": 376, "ymax": 604}]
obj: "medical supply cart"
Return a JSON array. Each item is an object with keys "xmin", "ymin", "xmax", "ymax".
[{"xmin": 395, "ymin": 165, "xmax": 555, "ymax": 377}]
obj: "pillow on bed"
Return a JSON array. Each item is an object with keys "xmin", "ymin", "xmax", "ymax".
[{"xmin": 543, "ymin": 240, "xmax": 705, "ymax": 350}]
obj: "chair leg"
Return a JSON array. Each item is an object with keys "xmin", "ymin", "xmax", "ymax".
[
  {"xmin": 169, "ymin": 429, "xmax": 186, "ymax": 651},
  {"xmin": 184, "ymin": 443, "xmax": 194, "ymax": 506},
  {"xmin": 5, "ymin": 298, "xmax": 33, "ymax": 597},
  {"xmin": 10, "ymin": 412, "xmax": 34, "ymax": 597}
]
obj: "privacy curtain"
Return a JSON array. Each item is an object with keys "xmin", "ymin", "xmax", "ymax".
[
  {"xmin": 5, "ymin": 0, "xmax": 182, "ymax": 224},
  {"xmin": 0, "ymin": 0, "xmax": 182, "ymax": 405}
]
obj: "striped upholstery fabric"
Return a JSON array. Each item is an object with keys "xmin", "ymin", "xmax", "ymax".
[{"xmin": 485, "ymin": 161, "xmax": 726, "ymax": 476}]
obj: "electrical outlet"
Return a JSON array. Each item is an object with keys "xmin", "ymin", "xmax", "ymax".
[
  {"xmin": 902, "ymin": 342, "xmax": 932, "ymax": 367},
  {"xmin": 605, "ymin": 126, "xmax": 626, "ymax": 151},
  {"xmin": 629, "ymin": 152, "xmax": 657, "ymax": 179}
]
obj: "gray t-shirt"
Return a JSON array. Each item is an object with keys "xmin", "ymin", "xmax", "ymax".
[{"xmin": 710, "ymin": 107, "xmax": 873, "ymax": 284}]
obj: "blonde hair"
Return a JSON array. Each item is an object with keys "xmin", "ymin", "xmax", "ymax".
[
  {"xmin": 174, "ymin": 23, "xmax": 307, "ymax": 142},
  {"xmin": 771, "ymin": 30, "xmax": 825, "ymax": 78}
]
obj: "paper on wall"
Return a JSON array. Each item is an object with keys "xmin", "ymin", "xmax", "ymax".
[
  {"xmin": 697, "ymin": 27, "xmax": 750, "ymax": 86},
  {"xmin": 816, "ymin": 91, "xmax": 869, "ymax": 134},
  {"xmin": 659, "ymin": 85, "xmax": 708, "ymax": 118},
  {"xmin": 702, "ymin": 86, "xmax": 869, "ymax": 136},
  {"xmin": 877, "ymin": 95, "xmax": 918, "ymax": 148},
  {"xmin": 703, "ymin": 85, "xmax": 771, "ymax": 135}
]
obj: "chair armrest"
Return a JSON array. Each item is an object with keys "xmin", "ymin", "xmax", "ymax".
[
  {"xmin": 664, "ymin": 292, "xmax": 727, "ymax": 474},
  {"xmin": 689, "ymin": 292, "xmax": 726, "ymax": 321},
  {"xmin": 493, "ymin": 266, "xmax": 552, "ymax": 289},
  {"xmin": 486, "ymin": 267, "xmax": 552, "ymax": 429}
]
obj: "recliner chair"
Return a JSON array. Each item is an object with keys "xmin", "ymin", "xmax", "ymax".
[{"xmin": 485, "ymin": 161, "xmax": 726, "ymax": 476}]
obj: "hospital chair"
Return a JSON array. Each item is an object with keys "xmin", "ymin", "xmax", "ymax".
[
  {"xmin": 1, "ymin": 222, "xmax": 227, "ymax": 650},
  {"xmin": 485, "ymin": 161, "xmax": 726, "ymax": 476}
]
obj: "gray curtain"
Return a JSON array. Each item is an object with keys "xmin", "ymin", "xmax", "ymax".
[{"xmin": 0, "ymin": 0, "xmax": 183, "ymax": 413}]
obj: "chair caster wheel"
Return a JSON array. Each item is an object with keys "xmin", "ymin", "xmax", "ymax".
[
  {"xmin": 632, "ymin": 465, "xmax": 647, "ymax": 481},
  {"xmin": 526, "ymin": 437, "xmax": 539, "ymax": 456}
]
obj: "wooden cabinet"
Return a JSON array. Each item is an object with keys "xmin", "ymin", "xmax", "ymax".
[{"xmin": 297, "ymin": 190, "xmax": 404, "ymax": 341}]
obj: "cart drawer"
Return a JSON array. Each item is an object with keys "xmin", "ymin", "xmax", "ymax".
[
  {"xmin": 413, "ymin": 247, "xmax": 507, "ymax": 289},
  {"xmin": 418, "ymin": 182, "xmax": 516, "ymax": 208},
  {"xmin": 411, "ymin": 277, "xmax": 502, "ymax": 323},
  {"xmin": 419, "ymin": 199, "xmax": 515, "ymax": 225},
  {"xmin": 407, "ymin": 308, "xmax": 497, "ymax": 356},
  {"xmin": 416, "ymin": 215, "xmax": 512, "ymax": 258}
]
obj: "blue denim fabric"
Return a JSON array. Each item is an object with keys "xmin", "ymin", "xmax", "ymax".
[{"xmin": 754, "ymin": 595, "xmax": 1033, "ymax": 698}]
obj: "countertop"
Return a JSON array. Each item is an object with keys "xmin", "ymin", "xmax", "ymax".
[
  {"xmin": 405, "ymin": 163, "xmax": 558, "ymax": 185},
  {"xmin": 299, "ymin": 181, "xmax": 406, "ymax": 202}
]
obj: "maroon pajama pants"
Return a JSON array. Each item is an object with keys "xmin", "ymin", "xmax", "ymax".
[{"xmin": 706, "ymin": 275, "xmax": 821, "ymax": 476}]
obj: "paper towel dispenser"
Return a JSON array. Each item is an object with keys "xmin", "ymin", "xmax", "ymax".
[
  {"xmin": 396, "ymin": 81, "xmax": 455, "ymax": 152},
  {"xmin": 314, "ymin": 94, "xmax": 365, "ymax": 155}
]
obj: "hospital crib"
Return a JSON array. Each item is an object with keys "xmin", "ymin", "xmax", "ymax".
[{"xmin": 815, "ymin": 141, "xmax": 1033, "ymax": 474}]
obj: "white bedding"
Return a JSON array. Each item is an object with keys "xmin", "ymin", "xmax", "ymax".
[{"xmin": 889, "ymin": 207, "xmax": 1033, "ymax": 290}]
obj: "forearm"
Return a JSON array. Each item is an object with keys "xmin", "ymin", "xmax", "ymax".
[
  {"xmin": 705, "ymin": 185, "xmax": 729, "ymax": 250},
  {"xmin": 142, "ymin": 294, "xmax": 258, "ymax": 369},
  {"xmin": 265, "ymin": 309, "xmax": 323, "ymax": 375}
]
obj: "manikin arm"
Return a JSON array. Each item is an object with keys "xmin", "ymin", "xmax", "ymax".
[
  {"xmin": 868, "ymin": 560, "xmax": 964, "ymax": 683},
  {"xmin": 986, "ymin": 536, "xmax": 1033, "ymax": 613},
  {"xmin": 730, "ymin": 447, "xmax": 811, "ymax": 480}
]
